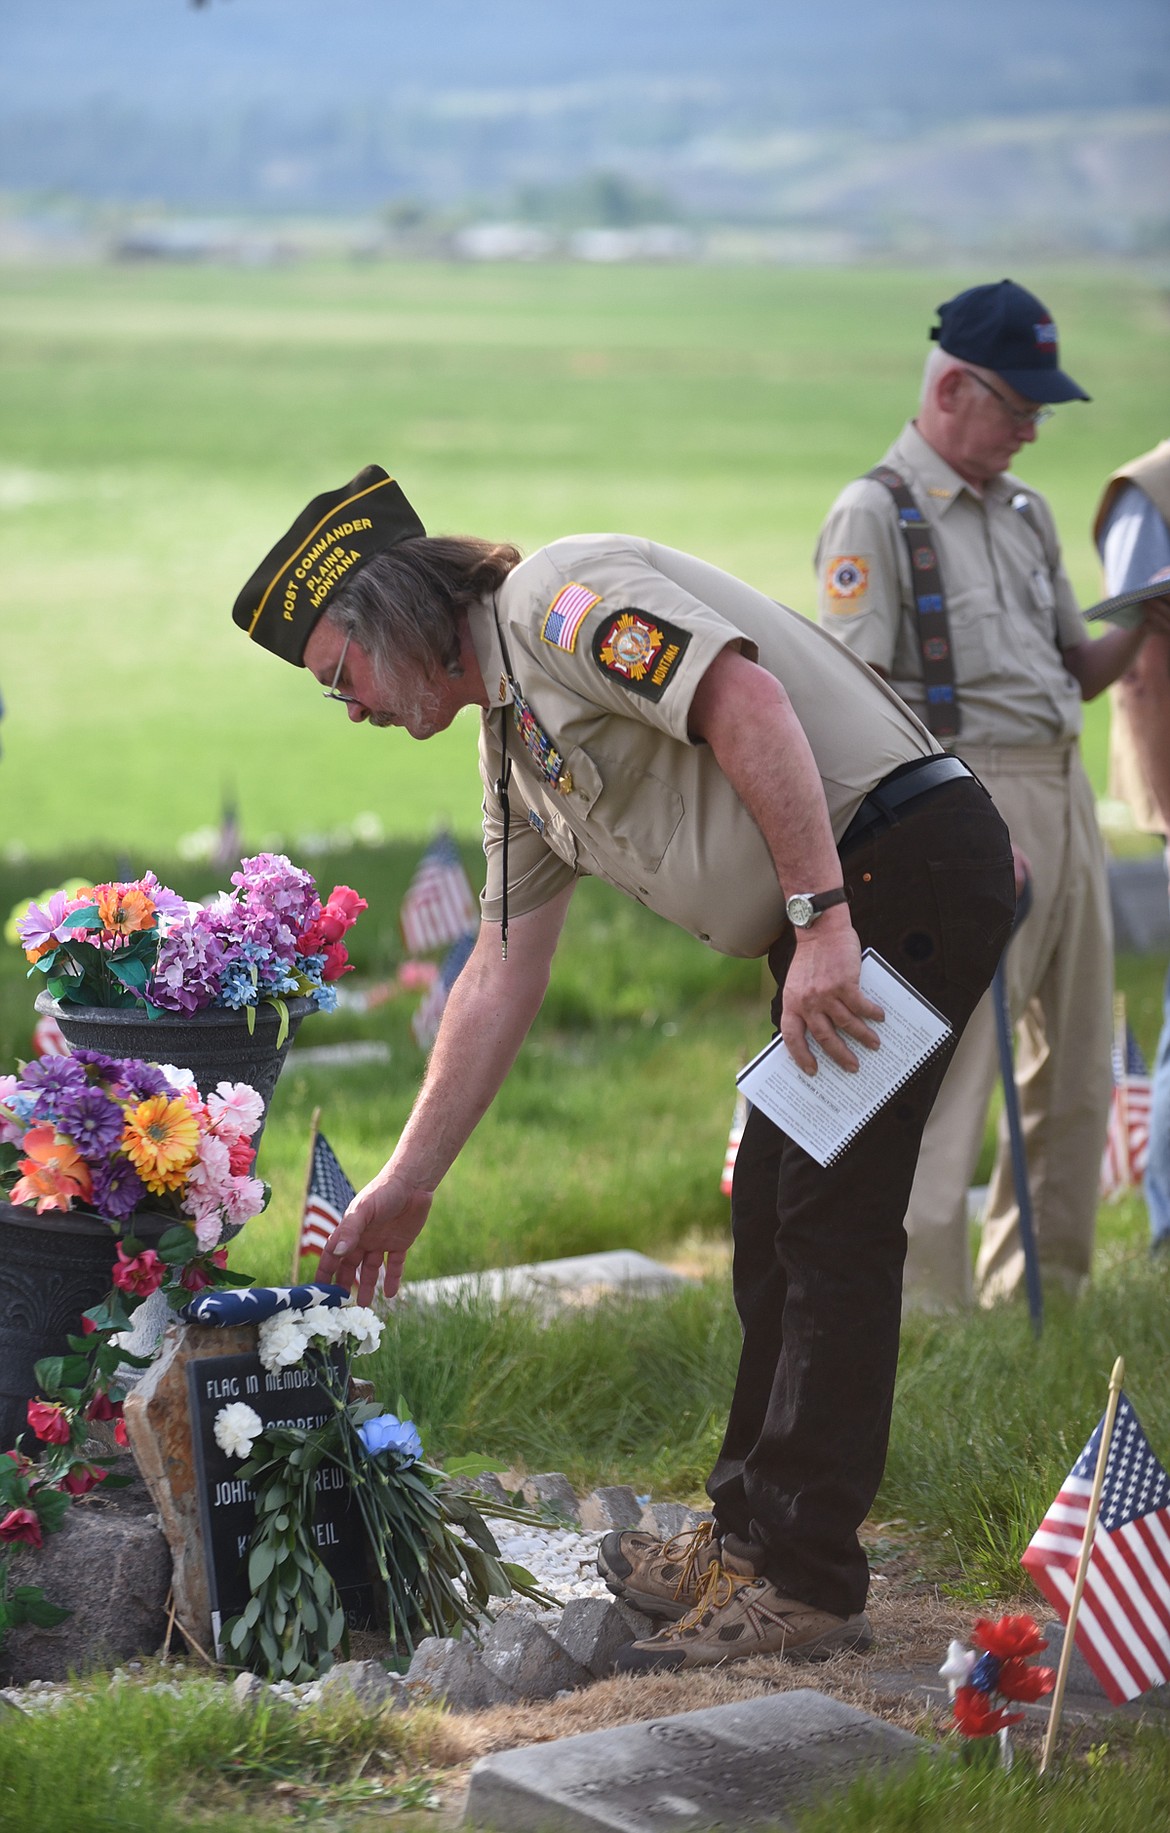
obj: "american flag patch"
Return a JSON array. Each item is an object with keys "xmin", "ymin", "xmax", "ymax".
[{"xmin": 541, "ymin": 582, "xmax": 601, "ymax": 652}]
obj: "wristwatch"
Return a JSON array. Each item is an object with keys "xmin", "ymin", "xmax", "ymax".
[{"xmin": 785, "ymin": 887, "xmax": 849, "ymax": 929}]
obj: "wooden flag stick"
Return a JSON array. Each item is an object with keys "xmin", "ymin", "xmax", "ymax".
[
  {"xmin": 1039, "ymin": 1354, "xmax": 1126, "ymax": 1775},
  {"xmin": 290, "ymin": 1105, "xmax": 322, "ymax": 1284}
]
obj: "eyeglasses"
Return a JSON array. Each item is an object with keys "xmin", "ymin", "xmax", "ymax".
[
  {"xmin": 321, "ymin": 634, "xmax": 359, "ymax": 704},
  {"xmin": 962, "ymin": 368, "xmax": 1053, "ymax": 428}
]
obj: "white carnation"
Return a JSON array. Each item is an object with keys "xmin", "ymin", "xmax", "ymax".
[
  {"xmin": 213, "ymin": 1402, "xmax": 263, "ymax": 1460},
  {"xmin": 342, "ymin": 1305, "xmax": 384, "ymax": 1355},
  {"xmin": 258, "ymin": 1311, "xmax": 311, "ymax": 1372}
]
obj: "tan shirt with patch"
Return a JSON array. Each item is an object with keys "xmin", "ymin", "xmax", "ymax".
[
  {"xmin": 814, "ymin": 422, "xmax": 1086, "ymax": 747},
  {"xmin": 469, "ymin": 535, "xmax": 937, "ymax": 958}
]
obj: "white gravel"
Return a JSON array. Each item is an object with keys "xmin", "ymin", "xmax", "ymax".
[{"xmin": 483, "ymin": 1518, "xmax": 610, "ymax": 1607}]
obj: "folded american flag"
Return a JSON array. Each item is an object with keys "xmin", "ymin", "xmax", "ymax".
[{"xmin": 181, "ymin": 1283, "xmax": 348, "ymax": 1325}]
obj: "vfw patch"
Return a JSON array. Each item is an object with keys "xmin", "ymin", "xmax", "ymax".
[
  {"xmin": 592, "ymin": 608, "xmax": 690, "ymax": 700},
  {"xmin": 825, "ymin": 555, "xmax": 870, "ymax": 607}
]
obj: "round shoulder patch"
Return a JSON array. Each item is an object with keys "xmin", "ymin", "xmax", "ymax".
[{"xmin": 824, "ymin": 555, "xmax": 870, "ymax": 605}]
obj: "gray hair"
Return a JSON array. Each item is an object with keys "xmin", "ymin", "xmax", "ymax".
[
  {"xmin": 327, "ymin": 536, "xmax": 521, "ymax": 684},
  {"xmin": 920, "ymin": 343, "xmax": 967, "ymax": 410}
]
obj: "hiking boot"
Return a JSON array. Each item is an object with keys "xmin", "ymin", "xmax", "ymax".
[
  {"xmin": 597, "ymin": 1518, "xmax": 730, "ymax": 1621},
  {"xmin": 613, "ymin": 1570, "xmax": 873, "ymax": 1673}
]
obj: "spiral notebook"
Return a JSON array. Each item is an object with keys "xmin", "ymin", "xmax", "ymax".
[{"xmin": 736, "ymin": 949, "xmax": 952, "ymax": 1167}]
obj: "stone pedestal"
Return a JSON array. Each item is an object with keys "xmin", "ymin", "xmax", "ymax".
[
  {"xmin": 123, "ymin": 1318, "xmax": 258, "ymax": 1654},
  {"xmin": 0, "ymin": 1465, "xmax": 171, "ymax": 1685}
]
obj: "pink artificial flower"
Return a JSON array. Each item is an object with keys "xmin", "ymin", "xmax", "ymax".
[
  {"xmin": 223, "ymin": 1174, "xmax": 266, "ymax": 1231},
  {"xmin": 111, "ymin": 1244, "xmax": 166, "ymax": 1298},
  {"xmin": 0, "ymin": 1076, "xmax": 24, "ymax": 1145},
  {"xmin": 319, "ymin": 941, "xmax": 353, "ymax": 982},
  {"xmin": 179, "ymin": 1247, "xmax": 229, "ymax": 1293},
  {"xmin": 85, "ymin": 1392, "xmax": 121, "ymax": 1423},
  {"xmin": 26, "ymin": 1400, "xmax": 72, "ymax": 1445},
  {"xmin": 226, "ymin": 1136, "xmax": 256, "ymax": 1177},
  {"xmin": 397, "ymin": 960, "xmax": 438, "ymax": 991},
  {"xmin": 206, "ymin": 1082, "xmax": 264, "ymax": 1142},
  {"xmin": 0, "ymin": 1507, "xmax": 43, "ymax": 1548},
  {"xmin": 4, "ymin": 1449, "xmax": 33, "ymax": 1477},
  {"xmin": 60, "ymin": 1464, "xmax": 108, "ymax": 1497},
  {"xmin": 194, "ymin": 1214, "xmax": 225, "ymax": 1252},
  {"xmin": 114, "ymin": 1418, "xmax": 129, "ymax": 1449}
]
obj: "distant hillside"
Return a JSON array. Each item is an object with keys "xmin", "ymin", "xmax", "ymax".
[{"xmin": 0, "ymin": 0, "xmax": 1167, "ymax": 251}]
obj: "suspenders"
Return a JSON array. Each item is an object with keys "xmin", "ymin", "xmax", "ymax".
[{"xmin": 866, "ymin": 465, "xmax": 960, "ymax": 740}]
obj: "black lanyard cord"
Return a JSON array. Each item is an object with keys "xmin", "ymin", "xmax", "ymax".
[{"xmin": 491, "ymin": 598, "xmax": 514, "ymax": 961}]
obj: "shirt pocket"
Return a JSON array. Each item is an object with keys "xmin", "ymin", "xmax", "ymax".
[{"xmin": 585, "ymin": 747, "xmax": 685, "ymax": 877}]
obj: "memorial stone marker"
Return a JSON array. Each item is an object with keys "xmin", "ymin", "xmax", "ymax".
[
  {"xmin": 188, "ymin": 1346, "xmax": 376, "ymax": 1652},
  {"xmin": 463, "ymin": 1690, "xmax": 934, "ymax": 1832}
]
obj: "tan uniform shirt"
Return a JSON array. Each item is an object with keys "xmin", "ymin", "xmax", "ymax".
[
  {"xmin": 814, "ymin": 422, "xmax": 1086, "ymax": 747},
  {"xmin": 469, "ymin": 535, "xmax": 937, "ymax": 958}
]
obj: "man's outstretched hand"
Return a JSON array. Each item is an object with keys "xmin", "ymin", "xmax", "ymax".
[{"xmin": 317, "ymin": 1168, "xmax": 433, "ymax": 1305}]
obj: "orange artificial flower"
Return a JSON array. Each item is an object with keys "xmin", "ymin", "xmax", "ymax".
[
  {"xmin": 9, "ymin": 1125, "xmax": 94, "ymax": 1213},
  {"xmin": 121, "ymin": 1094, "xmax": 199, "ymax": 1193},
  {"xmin": 95, "ymin": 882, "xmax": 155, "ymax": 938}
]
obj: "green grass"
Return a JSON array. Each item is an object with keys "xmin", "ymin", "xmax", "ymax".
[
  {"xmin": 793, "ymin": 1736, "xmax": 1170, "ymax": 1833},
  {"xmin": 0, "ymin": 1675, "xmax": 444, "ymax": 1833},
  {"xmin": 3, "ymin": 259, "xmax": 1167, "ymax": 854}
]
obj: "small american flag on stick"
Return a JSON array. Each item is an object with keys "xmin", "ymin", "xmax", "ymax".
[
  {"xmin": 292, "ymin": 1119, "xmax": 356, "ymax": 1279},
  {"xmin": 1099, "ymin": 999, "xmax": 1152, "ymax": 1200},
  {"xmin": 400, "ymin": 832, "xmax": 478, "ymax": 954},
  {"xmin": 1022, "ymin": 1387, "xmax": 1170, "ymax": 1706},
  {"xmin": 412, "ymin": 928, "xmax": 476, "ymax": 1050}
]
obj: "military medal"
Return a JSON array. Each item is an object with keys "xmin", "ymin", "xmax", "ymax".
[{"xmin": 511, "ymin": 687, "xmax": 573, "ymax": 794}]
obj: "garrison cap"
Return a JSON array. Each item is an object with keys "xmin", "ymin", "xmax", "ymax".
[
  {"xmin": 232, "ymin": 465, "xmax": 425, "ymax": 664},
  {"xmin": 930, "ymin": 279, "xmax": 1090, "ymax": 405}
]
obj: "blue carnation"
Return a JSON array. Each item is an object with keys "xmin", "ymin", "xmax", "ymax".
[{"xmin": 357, "ymin": 1414, "xmax": 423, "ymax": 1464}]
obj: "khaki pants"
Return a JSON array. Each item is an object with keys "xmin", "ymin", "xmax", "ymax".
[{"xmin": 901, "ymin": 743, "xmax": 1114, "ymax": 1310}]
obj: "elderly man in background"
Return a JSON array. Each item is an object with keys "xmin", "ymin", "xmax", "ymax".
[
  {"xmin": 815, "ymin": 280, "xmax": 1169, "ymax": 1310},
  {"xmin": 1095, "ymin": 439, "xmax": 1170, "ymax": 1256},
  {"xmin": 232, "ymin": 467, "xmax": 1014, "ymax": 1670}
]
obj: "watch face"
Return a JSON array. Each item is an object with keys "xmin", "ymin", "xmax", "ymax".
[{"xmin": 787, "ymin": 895, "xmax": 815, "ymax": 928}]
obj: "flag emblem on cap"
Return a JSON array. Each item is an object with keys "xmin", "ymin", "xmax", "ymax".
[
  {"xmin": 1035, "ymin": 320, "xmax": 1058, "ymax": 346},
  {"xmin": 541, "ymin": 582, "xmax": 601, "ymax": 652}
]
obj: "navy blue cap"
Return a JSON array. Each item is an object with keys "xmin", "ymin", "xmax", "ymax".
[{"xmin": 930, "ymin": 279, "xmax": 1090, "ymax": 405}]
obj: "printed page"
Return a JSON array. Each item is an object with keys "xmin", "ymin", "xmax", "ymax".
[{"xmin": 736, "ymin": 950, "xmax": 952, "ymax": 1167}]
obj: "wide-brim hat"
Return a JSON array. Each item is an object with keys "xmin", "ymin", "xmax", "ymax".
[
  {"xmin": 232, "ymin": 465, "xmax": 425, "ymax": 664},
  {"xmin": 931, "ymin": 279, "xmax": 1090, "ymax": 404}
]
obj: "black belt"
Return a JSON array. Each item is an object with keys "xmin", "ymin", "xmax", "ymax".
[{"xmin": 840, "ymin": 754, "xmax": 974, "ymax": 852}]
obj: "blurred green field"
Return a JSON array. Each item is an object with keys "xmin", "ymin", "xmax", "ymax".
[{"xmin": 3, "ymin": 259, "xmax": 1168, "ymax": 856}]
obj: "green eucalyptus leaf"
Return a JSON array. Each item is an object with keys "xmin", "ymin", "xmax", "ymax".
[{"xmin": 248, "ymin": 1543, "xmax": 276, "ymax": 1589}]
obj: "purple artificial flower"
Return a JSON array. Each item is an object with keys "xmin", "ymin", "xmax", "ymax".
[
  {"xmin": 68, "ymin": 1050, "xmax": 172, "ymax": 1101},
  {"xmin": 231, "ymin": 853, "xmax": 318, "ymax": 937},
  {"xmin": 16, "ymin": 890, "xmax": 80, "ymax": 953},
  {"xmin": 70, "ymin": 1048, "xmax": 131, "ymax": 1081},
  {"xmin": 90, "ymin": 1156, "xmax": 148, "ymax": 1222},
  {"xmin": 149, "ymin": 918, "xmax": 226, "ymax": 1014},
  {"xmin": 110, "ymin": 1059, "xmax": 174, "ymax": 1100},
  {"xmin": 19, "ymin": 1056, "xmax": 88, "ymax": 1113},
  {"xmin": 137, "ymin": 872, "xmax": 190, "ymax": 921},
  {"xmin": 52, "ymin": 1085, "xmax": 126, "ymax": 1159}
]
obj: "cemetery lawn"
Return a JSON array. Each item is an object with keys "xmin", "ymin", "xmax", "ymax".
[{"xmin": 2, "ymin": 259, "xmax": 1168, "ymax": 856}]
